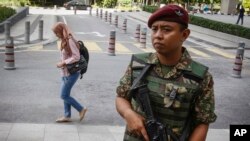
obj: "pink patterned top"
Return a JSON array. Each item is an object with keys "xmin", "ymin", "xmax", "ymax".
[{"xmin": 60, "ymin": 38, "xmax": 80, "ymax": 76}]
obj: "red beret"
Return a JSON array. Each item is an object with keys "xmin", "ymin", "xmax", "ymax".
[{"xmin": 148, "ymin": 4, "xmax": 189, "ymax": 28}]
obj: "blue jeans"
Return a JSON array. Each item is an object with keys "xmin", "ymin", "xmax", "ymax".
[
  {"xmin": 61, "ymin": 72, "xmax": 83, "ymax": 118},
  {"xmin": 236, "ymin": 15, "xmax": 244, "ymax": 25}
]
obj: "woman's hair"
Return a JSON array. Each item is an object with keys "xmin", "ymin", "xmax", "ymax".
[{"xmin": 52, "ymin": 22, "xmax": 79, "ymax": 55}]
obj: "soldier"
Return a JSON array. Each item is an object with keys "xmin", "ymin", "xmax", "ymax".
[{"xmin": 116, "ymin": 4, "xmax": 217, "ymax": 141}]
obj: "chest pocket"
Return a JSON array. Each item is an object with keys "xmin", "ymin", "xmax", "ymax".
[
  {"xmin": 162, "ymin": 82, "xmax": 200, "ymax": 110},
  {"xmin": 145, "ymin": 76, "xmax": 201, "ymax": 133},
  {"xmin": 146, "ymin": 76, "xmax": 200, "ymax": 111}
]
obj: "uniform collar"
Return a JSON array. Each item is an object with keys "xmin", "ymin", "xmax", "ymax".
[{"xmin": 147, "ymin": 47, "xmax": 193, "ymax": 71}]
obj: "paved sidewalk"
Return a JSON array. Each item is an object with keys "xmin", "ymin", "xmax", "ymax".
[{"xmin": 0, "ymin": 122, "xmax": 229, "ymax": 141}]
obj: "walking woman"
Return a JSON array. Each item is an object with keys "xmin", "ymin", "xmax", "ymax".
[{"xmin": 52, "ymin": 22, "xmax": 87, "ymax": 122}]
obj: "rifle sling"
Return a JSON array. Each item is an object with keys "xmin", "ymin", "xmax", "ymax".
[{"xmin": 131, "ymin": 64, "xmax": 152, "ymax": 90}]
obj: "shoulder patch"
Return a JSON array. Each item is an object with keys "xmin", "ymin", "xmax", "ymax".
[
  {"xmin": 131, "ymin": 53, "xmax": 152, "ymax": 69},
  {"xmin": 190, "ymin": 61, "xmax": 208, "ymax": 79},
  {"xmin": 133, "ymin": 53, "xmax": 151, "ymax": 63},
  {"xmin": 132, "ymin": 53, "xmax": 151, "ymax": 66},
  {"xmin": 183, "ymin": 61, "xmax": 208, "ymax": 83}
]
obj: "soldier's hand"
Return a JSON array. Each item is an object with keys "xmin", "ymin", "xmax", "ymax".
[{"xmin": 124, "ymin": 109, "xmax": 149, "ymax": 141}]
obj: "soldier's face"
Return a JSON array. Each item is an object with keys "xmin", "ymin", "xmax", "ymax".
[{"xmin": 151, "ymin": 21, "xmax": 190, "ymax": 56}]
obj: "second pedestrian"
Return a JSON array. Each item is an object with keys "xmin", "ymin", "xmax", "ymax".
[{"xmin": 236, "ymin": 5, "xmax": 245, "ymax": 25}]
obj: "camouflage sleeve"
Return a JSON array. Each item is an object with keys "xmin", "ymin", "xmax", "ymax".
[
  {"xmin": 193, "ymin": 71, "xmax": 217, "ymax": 124},
  {"xmin": 116, "ymin": 62, "xmax": 133, "ymax": 100}
]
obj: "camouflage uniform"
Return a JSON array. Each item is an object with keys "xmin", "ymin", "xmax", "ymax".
[{"xmin": 116, "ymin": 47, "xmax": 217, "ymax": 141}]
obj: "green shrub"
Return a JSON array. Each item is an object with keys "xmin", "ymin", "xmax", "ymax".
[
  {"xmin": 118, "ymin": 0, "xmax": 131, "ymax": 7},
  {"xmin": 189, "ymin": 15, "xmax": 250, "ymax": 39},
  {"xmin": 103, "ymin": 0, "xmax": 117, "ymax": 8},
  {"xmin": 0, "ymin": 6, "xmax": 16, "ymax": 23},
  {"xmin": 143, "ymin": 5, "xmax": 158, "ymax": 13},
  {"xmin": 0, "ymin": 0, "xmax": 30, "ymax": 6},
  {"xmin": 95, "ymin": 0, "xmax": 104, "ymax": 7}
]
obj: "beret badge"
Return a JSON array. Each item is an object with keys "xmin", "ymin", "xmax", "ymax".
[{"xmin": 175, "ymin": 10, "xmax": 183, "ymax": 16}]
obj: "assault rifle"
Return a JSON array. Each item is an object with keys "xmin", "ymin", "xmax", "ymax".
[
  {"xmin": 130, "ymin": 64, "xmax": 167, "ymax": 141},
  {"xmin": 131, "ymin": 84, "xmax": 167, "ymax": 141}
]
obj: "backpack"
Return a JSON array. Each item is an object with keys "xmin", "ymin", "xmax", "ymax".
[{"xmin": 78, "ymin": 40, "xmax": 89, "ymax": 79}]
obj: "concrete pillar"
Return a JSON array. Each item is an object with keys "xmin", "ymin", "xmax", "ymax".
[{"xmin": 221, "ymin": 0, "xmax": 239, "ymax": 15}]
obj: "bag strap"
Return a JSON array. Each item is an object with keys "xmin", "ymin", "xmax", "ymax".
[{"xmin": 66, "ymin": 38, "xmax": 79, "ymax": 56}]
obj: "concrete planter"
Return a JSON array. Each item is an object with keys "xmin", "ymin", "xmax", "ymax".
[{"xmin": 0, "ymin": 7, "xmax": 29, "ymax": 33}]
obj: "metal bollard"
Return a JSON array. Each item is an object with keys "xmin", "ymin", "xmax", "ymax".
[
  {"xmin": 4, "ymin": 21, "xmax": 11, "ymax": 39},
  {"xmin": 108, "ymin": 30, "xmax": 116, "ymax": 56},
  {"xmin": 114, "ymin": 15, "xmax": 118, "ymax": 28},
  {"xmin": 25, "ymin": 21, "xmax": 30, "ymax": 44},
  {"xmin": 231, "ymin": 42, "xmax": 245, "ymax": 78},
  {"xmin": 4, "ymin": 37, "xmax": 15, "ymax": 70},
  {"xmin": 122, "ymin": 19, "xmax": 127, "ymax": 33},
  {"xmin": 89, "ymin": 7, "xmax": 92, "ymax": 16},
  {"xmin": 134, "ymin": 24, "xmax": 140, "ymax": 42},
  {"xmin": 109, "ymin": 13, "xmax": 112, "ymax": 24},
  {"xmin": 100, "ymin": 9, "xmax": 103, "ymax": 19},
  {"xmin": 238, "ymin": 41, "xmax": 245, "ymax": 58},
  {"xmin": 105, "ymin": 11, "xmax": 108, "ymax": 22},
  {"xmin": 54, "ymin": 5, "xmax": 57, "ymax": 12},
  {"xmin": 74, "ymin": 6, "xmax": 77, "ymax": 15},
  {"xmin": 39, "ymin": 20, "xmax": 43, "ymax": 40},
  {"xmin": 96, "ymin": 8, "xmax": 99, "ymax": 17},
  {"xmin": 140, "ymin": 28, "xmax": 147, "ymax": 48}
]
